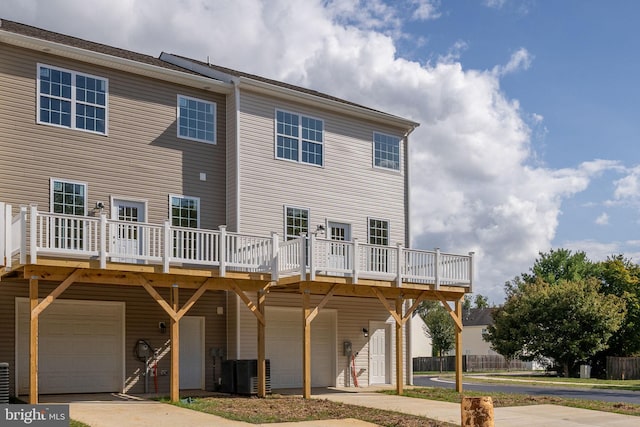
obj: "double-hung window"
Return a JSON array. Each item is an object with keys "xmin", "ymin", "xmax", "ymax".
[
  {"xmin": 284, "ymin": 206, "xmax": 309, "ymax": 240},
  {"xmin": 50, "ymin": 179, "xmax": 88, "ymax": 250},
  {"xmin": 38, "ymin": 64, "xmax": 107, "ymax": 134},
  {"xmin": 177, "ymin": 95, "xmax": 216, "ymax": 144},
  {"xmin": 276, "ymin": 110, "xmax": 324, "ymax": 166},
  {"xmin": 373, "ymin": 132, "xmax": 400, "ymax": 171},
  {"xmin": 170, "ymin": 195, "xmax": 200, "ymax": 228},
  {"xmin": 170, "ymin": 195, "xmax": 200, "ymax": 260},
  {"xmin": 368, "ymin": 218, "xmax": 390, "ymax": 273}
]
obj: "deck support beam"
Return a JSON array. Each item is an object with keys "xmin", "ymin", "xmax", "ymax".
[
  {"xmin": 302, "ymin": 289, "xmax": 311, "ymax": 399},
  {"xmin": 29, "ymin": 276, "xmax": 38, "ymax": 404},
  {"xmin": 140, "ymin": 276, "xmax": 210, "ymax": 402},
  {"xmin": 395, "ymin": 296, "xmax": 403, "ymax": 395},
  {"xmin": 28, "ymin": 269, "xmax": 80, "ymax": 404},
  {"xmin": 372, "ymin": 290, "xmax": 434, "ymax": 395},
  {"xmin": 230, "ymin": 281, "xmax": 271, "ymax": 397},
  {"xmin": 300, "ymin": 284, "xmax": 336, "ymax": 399},
  {"xmin": 455, "ymin": 297, "xmax": 463, "ymax": 393},
  {"xmin": 32, "ymin": 269, "xmax": 81, "ymax": 318},
  {"xmin": 257, "ymin": 284, "xmax": 269, "ymax": 398},
  {"xmin": 170, "ymin": 285, "xmax": 179, "ymax": 402},
  {"xmin": 435, "ymin": 294, "xmax": 464, "ymax": 392}
]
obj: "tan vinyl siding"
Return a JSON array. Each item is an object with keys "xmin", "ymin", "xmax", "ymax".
[
  {"xmin": 0, "ymin": 281, "xmax": 226, "ymax": 396},
  {"xmin": 236, "ymin": 90, "xmax": 407, "ymax": 243},
  {"xmin": 225, "ymin": 290, "xmax": 239, "ymax": 360},
  {"xmin": 235, "ymin": 293, "xmax": 407, "ymax": 387},
  {"xmin": 0, "ymin": 43, "xmax": 226, "ymax": 229}
]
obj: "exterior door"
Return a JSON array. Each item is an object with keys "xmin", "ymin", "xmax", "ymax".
[
  {"xmin": 369, "ymin": 321, "xmax": 390, "ymax": 384},
  {"xmin": 111, "ymin": 199, "xmax": 145, "ymax": 262},
  {"xmin": 327, "ymin": 222, "xmax": 351, "ymax": 271},
  {"xmin": 179, "ymin": 316, "xmax": 205, "ymax": 389}
]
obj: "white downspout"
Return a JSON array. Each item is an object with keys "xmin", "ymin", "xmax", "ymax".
[
  {"xmin": 232, "ymin": 78, "xmax": 242, "ymax": 359},
  {"xmin": 233, "ymin": 78, "xmax": 241, "ymax": 232}
]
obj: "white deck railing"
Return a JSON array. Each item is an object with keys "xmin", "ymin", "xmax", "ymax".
[{"xmin": 0, "ymin": 204, "xmax": 473, "ymax": 289}]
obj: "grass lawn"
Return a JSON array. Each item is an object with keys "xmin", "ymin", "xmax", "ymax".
[
  {"xmin": 384, "ymin": 387, "xmax": 640, "ymax": 417},
  {"xmin": 170, "ymin": 394, "xmax": 455, "ymax": 426}
]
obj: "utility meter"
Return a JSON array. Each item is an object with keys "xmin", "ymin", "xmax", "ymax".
[{"xmin": 343, "ymin": 341, "xmax": 352, "ymax": 356}]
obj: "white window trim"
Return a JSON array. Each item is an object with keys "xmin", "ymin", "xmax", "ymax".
[
  {"xmin": 176, "ymin": 94, "xmax": 217, "ymax": 144},
  {"xmin": 169, "ymin": 194, "xmax": 201, "ymax": 228},
  {"xmin": 109, "ymin": 196, "xmax": 149, "ymax": 222},
  {"xmin": 37, "ymin": 63, "xmax": 109, "ymax": 136},
  {"xmin": 325, "ymin": 219, "xmax": 353, "ymax": 241},
  {"xmin": 367, "ymin": 217, "xmax": 390, "ymax": 246},
  {"xmin": 283, "ymin": 205, "xmax": 310, "ymax": 240},
  {"xmin": 274, "ymin": 108, "xmax": 324, "ymax": 167},
  {"xmin": 372, "ymin": 131, "xmax": 401, "ymax": 172},
  {"xmin": 49, "ymin": 178, "xmax": 88, "ymax": 216}
]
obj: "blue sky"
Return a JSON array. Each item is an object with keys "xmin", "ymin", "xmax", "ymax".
[{"xmin": 4, "ymin": 0, "xmax": 639, "ymax": 303}]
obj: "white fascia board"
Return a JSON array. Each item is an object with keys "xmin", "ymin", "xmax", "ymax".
[
  {"xmin": 237, "ymin": 77, "xmax": 420, "ymax": 132},
  {"xmin": 0, "ymin": 30, "xmax": 233, "ymax": 94}
]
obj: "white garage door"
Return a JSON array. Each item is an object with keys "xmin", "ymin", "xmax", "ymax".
[
  {"xmin": 16, "ymin": 298, "xmax": 124, "ymax": 395},
  {"xmin": 266, "ymin": 307, "xmax": 336, "ymax": 389}
]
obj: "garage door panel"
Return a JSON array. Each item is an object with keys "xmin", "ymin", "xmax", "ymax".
[
  {"xmin": 16, "ymin": 299, "xmax": 124, "ymax": 395},
  {"xmin": 266, "ymin": 308, "xmax": 335, "ymax": 389}
]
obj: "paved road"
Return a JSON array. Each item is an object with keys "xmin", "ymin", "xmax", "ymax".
[{"xmin": 413, "ymin": 375, "xmax": 640, "ymax": 404}]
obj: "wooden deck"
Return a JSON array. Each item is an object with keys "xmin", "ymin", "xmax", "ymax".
[{"xmin": 1, "ymin": 203, "xmax": 472, "ymax": 403}]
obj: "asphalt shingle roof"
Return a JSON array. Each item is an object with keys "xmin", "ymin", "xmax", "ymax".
[
  {"xmin": 462, "ymin": 308, "xmax": 495, "ymax": 327},
  {"xmin": 0, "ymin": 18, "xmax": 199, "ymax": 75}
]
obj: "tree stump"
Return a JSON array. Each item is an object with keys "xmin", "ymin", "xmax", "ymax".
[{"xmin": 461, "ymin": 396, "xmax": 494, "ymax": 427}]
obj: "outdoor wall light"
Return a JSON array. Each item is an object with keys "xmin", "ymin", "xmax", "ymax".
[
  {"xmin": 362, "ymin": 328, "xmax": 369, "ymax": 337},
  {"xmin": 159, "ymin": 321, "xmax": 167, "ymax": 334}
]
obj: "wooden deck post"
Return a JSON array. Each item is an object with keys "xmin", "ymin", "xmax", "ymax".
[
  {"xmin": 257, "ymin": 288, "xmax": 266, "ymax": 398},
  {"xmin": 455, "ymin": 297, "xmax": 463, "ymax": 393},
  {"xmin": 29, "ymin": 276, "xmax": 38, "ymax": 404},
  {"xmin": 170, "ymin": 284, "xmax": 180, "ymax": 402},
  {"xmin": 302, "ymin": 289, "xmax": 311, "ymax": 399},
  {"xmin": 395, "ymin": 296, "xmax": 403, "ymax": 396}
]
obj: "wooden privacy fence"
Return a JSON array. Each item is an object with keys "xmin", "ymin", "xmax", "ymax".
[
  {"xmin": 413, "ymin": 355, "xmax": 533, "ymax": 372},
  {"xmin": 607, "ymin": 357, "xmax": 640, "ymax": 380}
]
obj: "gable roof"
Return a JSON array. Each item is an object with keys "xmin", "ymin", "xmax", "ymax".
[
  {"xmin": 462, "ymin": 308, "xmax": 495, "ymax": 327},
  {"xmin": 0, "ymin": 19, "xmax": 232, "ymax": 93},
  {"xmin": 162, "ymin": 53, "xmax": 419, "ymax": 131}
]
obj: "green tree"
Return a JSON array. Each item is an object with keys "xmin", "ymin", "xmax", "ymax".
[
  {"xmin": 599, "ymin": 256, "xmax": 640, "ymax": 356},
  {"xmin": 462, "ymin": 295, "xmax": 472, "ymax": 311},
  {"xmin": 522, "ymin": 248, "xmax": 599, "ymax": 285},
  {"xmin": 474, "ymin": 294, "xmax": 489, "ymax": 309},
  {"xmin": 417, "ymin": 301, "xmax": 455, "ymax": 371},
  {"xmin": 485, "ymin": 278, "xmax": 625, "ymax": 377},
  {"xmin": 484, "ymin": 304, "xmax": 524, "ymax": 369}
]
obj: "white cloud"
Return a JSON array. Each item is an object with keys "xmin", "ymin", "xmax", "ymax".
[
  {"xmin": 613, "ymin": 166, "xmax": 640, "ymax": 202},
  {"xmin": 411, "ymin": 0, "xmax": 441, "ymax": 21},
  {"xmin": 0, "ymin": 0, "xmax": 615, "ymax": 303},
  {"xmin": 493, "ymin": 47, "xmax": 533, "ymax": 77},
  {"xmin": 595, "ymin": 213, "xmax": 609, "ymax": 225},
  {"xmin": 483, "ymin": 0, "xmax": 507, "ymax": 9}
]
